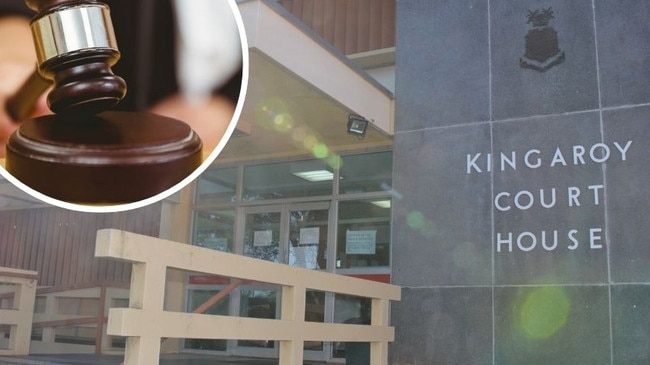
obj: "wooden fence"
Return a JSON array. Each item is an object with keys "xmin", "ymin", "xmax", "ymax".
[{"xmin": 95, "ymin": 229, "xmax": 401, "ymax": 365}]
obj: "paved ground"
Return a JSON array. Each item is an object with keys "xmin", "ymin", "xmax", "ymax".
[{"xmin": 0, "ymin": 353, "xmax": 325, "ymax": 365}]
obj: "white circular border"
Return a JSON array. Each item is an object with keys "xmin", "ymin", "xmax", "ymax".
[{"xmin": 0, "ymin": 0, "xmax": 250, "ymax": 214}]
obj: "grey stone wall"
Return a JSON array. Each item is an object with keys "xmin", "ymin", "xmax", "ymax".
[{"xmin": 392, "ymin": 0, "xmax": 650, "ymax": 363}]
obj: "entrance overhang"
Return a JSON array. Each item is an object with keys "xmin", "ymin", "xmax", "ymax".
[{"xmin": 218, "ymin": 0, "xmax": 394, "ymax": 164}]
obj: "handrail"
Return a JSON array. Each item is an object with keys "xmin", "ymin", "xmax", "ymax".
[
  {"xmin": 35, "ymin": 281, "xmax": 129, "ymax": 295},
  {"xmin": 0, "ymin": 267, "xmax": 38, "ymax": 356},
  {"xmin": 95, "ymin": 229, "xmax": 401, "ymax": 365}
]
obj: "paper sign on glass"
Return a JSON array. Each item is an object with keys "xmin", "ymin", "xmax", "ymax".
[
  {"xmin": 346, "ymin": 230, "xmax": 377, "ymax": 255},
  {"xmin": 253, "ymin": 230, "xmax": 273, "ymax": 247},
  {"xmin": 289, "ymin": 245, "xmax": 319, "ymax": 269},
  {"xmin": 299, "ymin": 227, "xmax": 320, "ymax": 245}
]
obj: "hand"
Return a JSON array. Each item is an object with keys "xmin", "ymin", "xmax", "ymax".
[
  {"xmin": 0, "ymin": 62, "xmax": 50, "ymax": 158},
  {"xmin": 0, "ymin": 16, "xmax": 50, "ymax": 158},
  {"xmin": 148, "ymin": 94, "xmax": 235, "ymax": 158}
]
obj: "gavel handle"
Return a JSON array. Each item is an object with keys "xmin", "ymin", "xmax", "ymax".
[{"xmin": 6, "ymin": 69, "xmax": 51, "ymax": 121}]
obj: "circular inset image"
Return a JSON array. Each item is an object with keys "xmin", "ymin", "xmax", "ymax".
[{"xmin": 0, "ymin": 0, "xmax": 249, "ymax": 213}]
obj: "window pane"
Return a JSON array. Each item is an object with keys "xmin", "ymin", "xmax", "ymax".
[
  {"xmin": 332, "ymin": 294, "xmax": 370, "ymax": 358},
  {"xmin": 238, "ymin": 287, "xmax": 277, "ymax": 348},
  {"xmin": 195, "ymin": 166, "xmax": 238, "ymax": 204},
  {"xmin": 243, "ymin": 160, "xmax": 333, "ymax": 201},
  {"xmin": 304, "ymin": 290, "xmax": 325, "ymax": 351},
  {"xmin": 339, "ymin": 151, "xmax": 392, "ymax": 194},
  {"xmin": 337, "ymin": 200, "xmax": 391, "ymax": 268},
  {"xmin": 185, "ymin": 289, "xmax": 229, "ymax": 351},
  {"xmin": 192, "ymin": 210, "xmax": 235, "ymax": 252},
  {"xmin": 289, "ymin": 208, "xmax": 328, "ymax": 270},
  {"xmin": 244, "ymin": 211, "xmax": 281, "ymax": 262}
]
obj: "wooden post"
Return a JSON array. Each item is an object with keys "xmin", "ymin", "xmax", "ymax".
[
  {"xmin": 279, "ymin": 285, "xmax": 306, "ymax": 364},
  {"xmin": 370, "ymin": 297, "xmax": 391, "ymax": 365},
  {"xmin": 0, "ymin": 268, "xmax": 38, "ymax": 356}
]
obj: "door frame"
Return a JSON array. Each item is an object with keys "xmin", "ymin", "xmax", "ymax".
[{"xmin": 232, "ymin": 201, "xmax": 334, "ymax": 360}]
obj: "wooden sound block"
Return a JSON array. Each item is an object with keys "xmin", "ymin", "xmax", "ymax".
[{"xmin": 5, "ymin": 111, "xmax": 202, "ymax": 204}]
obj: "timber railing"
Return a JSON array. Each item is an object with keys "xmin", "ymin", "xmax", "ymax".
[
  {"xmin": 0, "ymin": 267, "xmax": 38, "ymax": 356},
  {"xmin": 95, "ymin": 229, "xmax": 401, "ymax": 365}
]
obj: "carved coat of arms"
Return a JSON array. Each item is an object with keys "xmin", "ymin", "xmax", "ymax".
[{"xmin": 520, "ymin": 7, "xmax": 565, "ymax": 72}]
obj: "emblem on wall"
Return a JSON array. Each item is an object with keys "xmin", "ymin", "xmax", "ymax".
[{"xmin": 520, "ymin": 7, "xmax": 565, "ymax": 72}]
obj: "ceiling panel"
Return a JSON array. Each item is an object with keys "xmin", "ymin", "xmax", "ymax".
[{"xmin": 215, "ymin": 50, "xmax": 392, "ymax": 165}]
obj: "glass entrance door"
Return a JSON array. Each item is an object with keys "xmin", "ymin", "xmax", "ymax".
[
  {"xmin": 287, "ymin": 203, "xmax": 330, "ymax": 360},
  {"xmin": 235, "ymin": 202, "xmax": 331, "ymax": 359},
  {"xmin": 235, "ymin": 206, "xmax": 282, "ymax": 358},
  {"xmin": 287, "ymin": 203, "xmax": 330, "ymax": 270}
]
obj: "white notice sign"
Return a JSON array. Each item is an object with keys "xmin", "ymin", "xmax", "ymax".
[
  {"xmin": 253, "ymin": 230, "xmax": 273, "ymax": 247},
  {"xmin": 300, "ymin": 227, "xmax": 320, "ymax": 245},
  {"xmin": 289, "ymin": 245, "xmax": 319, "ymax": 269},
  {"xmin": 346, "ymin": 230, "xmax": 377, "ymax": 255}
]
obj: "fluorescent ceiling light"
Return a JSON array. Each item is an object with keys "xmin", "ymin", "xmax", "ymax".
[
  {"xmin": 371, "ymin": 200, "xmax": 391, "ymax": 208},
  {"xmin": 292, "ymin": 170, "xmax": 334, "ymax": 182}
]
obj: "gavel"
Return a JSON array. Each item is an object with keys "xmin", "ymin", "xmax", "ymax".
[
  {"xmin": 8, "ymin": 0, "xmax": 126, "ymax": 119},
  {"xmin": 4, "ymin": 0, "xmax": 203, "ymax": 205}
]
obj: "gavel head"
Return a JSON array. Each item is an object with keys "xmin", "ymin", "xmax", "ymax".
[{"xmin": 26, "ymin": 0, "xmax": 126, "ymax": 115}]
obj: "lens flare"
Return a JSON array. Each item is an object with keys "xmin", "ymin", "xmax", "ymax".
[
  {"xmin": 327, "ymin": 154, "xmax": 342, "ymax": 169},
  {"xmin": 405, "ymin": 211, "xmax": 437, "ymax": 239},
  {"xmin": 407, "ymin": 211, "xmax": 426, "ymax": 229},
  {"xmin": 254, "ymin": 97, "xmax": 343, "ymax": 173},
  {"xmin": 255, "ymin": 98, "xmax": 290, "ymax": 130},
  {"xmin": 517, "ymin": 286, "xmax": 570, "ymax": 339},
  {"xmin": 273, "ymin": 113, "xmax": 294, "ymax": 133},
  {"xmin": 312, "ymin": 143, "xmax": 329, "ymax": 159},
  {"xmin": 303, "ymin": 135, "xmax": 318, "ymax": 150},
  {"xmin": 291, "ymin": 127, "xmax": 308, "ymax": 142}
]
